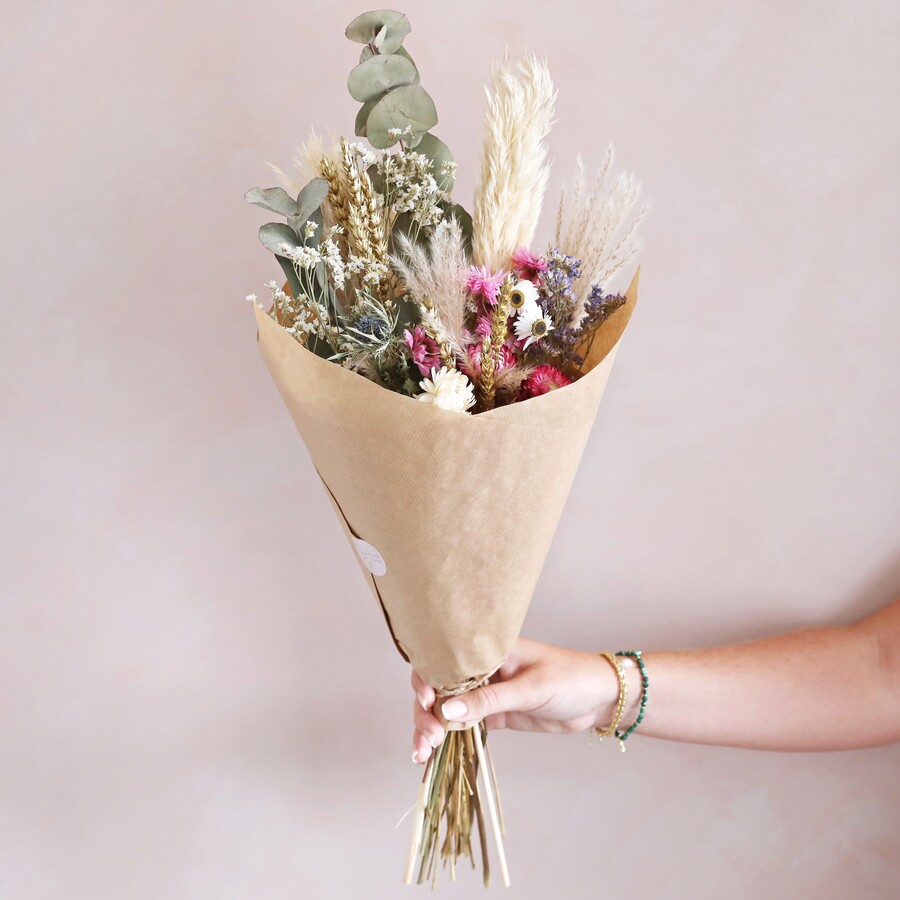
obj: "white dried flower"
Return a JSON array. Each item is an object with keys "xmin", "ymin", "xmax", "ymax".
[
  {"xmin": 283, "ymin": 243, "xmax": 321, "ymax": 269},
  {"xmin": 508, "ymin": 279, "xmax": 540, "ymax": 314},
  {"xmin": 513, "ymin": 298, "xmax": 554, "ymax": 349},
  {"xmin": 416, "ymin": 366, "xmax": 476, "ymax": 414}
]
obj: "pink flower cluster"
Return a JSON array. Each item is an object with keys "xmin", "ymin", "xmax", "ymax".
[
  {"xmin": 465, "ymin": 266, "xmax": 505, "ymax": 306},
  {"xmin": 460, "ymin": 341, "xmax": 518, "ymax": 383},
  {"xmin": 510, "ymin": 246, "xmax": 548, "ymax": 283},
  {"xmin": 403, "ymin": 326, "xmax": 441, "ymax": 377},
  {"xmin": 517, "ymin": 364, "xmax": 572, "ymax": 399}
]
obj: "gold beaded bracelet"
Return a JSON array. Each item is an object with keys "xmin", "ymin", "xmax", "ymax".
[{"xmin": 589, "ymin": 651, "xmax": 628, "ymax": 743}]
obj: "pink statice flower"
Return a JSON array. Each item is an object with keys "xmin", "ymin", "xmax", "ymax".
[
  {"xmin": 518, "ymin": 364, "xmax": 573, "ymax": 399},
  {"xmin": 403, "ymin": 325, "xmax": 441, "ymax": 377},
  {"xmin": 466, "ymin": 265, "xmax": 505, "ymax": 306},
  {"xmin": 460, "ymin": 341, "xmax": 518, "ymax": 382},
  {"xmin": 510, "ymin": 246, "xmax": 549, "ymax": 284}
]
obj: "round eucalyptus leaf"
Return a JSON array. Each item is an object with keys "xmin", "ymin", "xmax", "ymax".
[
  {"xmin": 359, "ymin": 45, "xmax": 419, "ymax": 81},
  {"xmin": 294, "ymin": 177, "xmax": 329, "ymax": 225},
  {"xmin": 244, "ymin": 186, "xmax": 297, "ymax": 217},
  {"xmin": 365, "ymin": 84, "xmax": 438, "ymax": 149},
  {"xmin": 355, "ymin": 97, "xmax": 379, "ymax": 136},
  {"xmin": 259, "ymin": 222, "xmax": 300, "ymax": 256},
  {"xmin": 345, "ymin": 10, "xmax": 411, "ymax": 55},
  {"xmin": 348, "ymin": 54, "xmax": 418, "ymax": 102},
  {"xmin": 289, "ymin": 206, "xmax": 324, "ymax": 246}
]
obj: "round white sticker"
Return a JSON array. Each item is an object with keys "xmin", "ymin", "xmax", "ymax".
[{"xmin": 352, "ymin": 537, "xmax": 386, "ymax": 576}]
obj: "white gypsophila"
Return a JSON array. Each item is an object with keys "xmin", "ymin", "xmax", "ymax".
[
  {"xmin": 417, "ymin": 366, "xmax": 476, "ymax": 414},
  {"xmin": 283, "ymin": 242, "xmax": 321, "ymax": 270},
  {"xmin": 320, "ymin": 237, "xmax": 346, "ymax": 288},
  {"xmin": 361, "ymin": 261, "xmax": 389, "ymax": 285},
  {"xmin": 345, "ymin": 255, "xmax": 367, "ymax": 275},
  {"xmin": 377, "ymin": 149, "xmax": 449, "ymax": 226},
  {"xmin": 508, "ymin": 278, "xmax": 540, "ymax": 314},
  {"xmin": 304, "ymin": 220, "xmax": 318, "ymax": 240},
  {"xmin": 245, "ymin": 293, "xmax": 258, "ymax": 304},
  {"xmin": 345, "ymin": 140, "xmax": 378, "ymax": 167},
  {"xmin": 513, "ymin": 297, "xmax": 555, "ymax": 349}
]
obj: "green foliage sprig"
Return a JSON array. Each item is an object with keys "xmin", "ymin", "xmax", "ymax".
[{"xmin": 345, "ymin": 10, "xmax": 437, "ymax": 151}]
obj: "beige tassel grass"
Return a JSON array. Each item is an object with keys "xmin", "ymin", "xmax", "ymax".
[
  {"xmin": 472, "ymin": 53, "xmax": 557, "ymax": 272},
  {"xmin": 390, "ymin": 220, "xmax": 470, "ymax": 350},
  {"xmin": 555, "ymin": 144, "xmax": 647, "ymax": 323},
  {"xmin": 270, "ymin": 127, "xmax": 338, "ymax": 195}
]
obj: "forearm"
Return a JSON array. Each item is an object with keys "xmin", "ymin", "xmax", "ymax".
[{"xmin": 603, "ymin": 600, "xmax": 900, "ymax": 752}]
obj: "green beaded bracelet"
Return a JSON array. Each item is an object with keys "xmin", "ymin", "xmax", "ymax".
[{"xmin": 614, "ymin": 650, "xmax": 649, "ymax": 750}]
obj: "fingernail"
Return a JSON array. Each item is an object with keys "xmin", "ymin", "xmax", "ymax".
[
  {"xmin": 429, "ymin": 733, "xmax": 441, "ymax": 748},
  {"xmin": 412, "ymin": 749, "xmax": 420, "ymax": 763},
  {"xmin": 419, "ymin": 696, "xmax": 429, "ymax": 711},
  {"xmin": 442, "ymin": 699, "xmax": 467, "ymax": 721}
]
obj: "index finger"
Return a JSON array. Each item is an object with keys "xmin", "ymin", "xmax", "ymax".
[{"xmin": 410, "ymin": 669, "xmax": 435, "ymax": 711}]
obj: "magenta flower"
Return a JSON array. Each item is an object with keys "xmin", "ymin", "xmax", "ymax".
[
  {"xmin": 461, "ymin": 341, "xmax": 519, "ymax": 382},
  {"xmin": 510, "ymin": 246, "xmax": 549, "ymax": 283},
  {"xmin": 403, "ymin": 326, "xmax": 442, "ymax": 377},
  {"xmin": 466, "ymin": 265, "xmax": 505, "ymax": 306},
  {"xmin": 518, "ymin": 364, "xmax": 573, "ymax": 399},
  {"xmin": 473, "ymin": 315, "xmax": 493, "ymax": 337}
]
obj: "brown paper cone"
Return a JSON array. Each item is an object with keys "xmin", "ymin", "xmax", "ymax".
[{"xmin": 254, "ymin": 270, "xmax": 638, "ymax": 690}]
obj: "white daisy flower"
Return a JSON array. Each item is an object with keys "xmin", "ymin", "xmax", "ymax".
[
  {"xmin": 513, "ymin": 300, "xmax": 555, "ymax": 349},
  {"xmin": 417, "ymin": 366, "xmax": 476, "ymax": 414},
  {"xmin": 508, "ymin": 278, "xmax": 540, "ymax": 314}
]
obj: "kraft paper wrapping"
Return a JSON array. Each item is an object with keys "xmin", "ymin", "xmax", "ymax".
[{"xmin": 254, "ymin": 270, "xmax": 638, "ymax": 690}]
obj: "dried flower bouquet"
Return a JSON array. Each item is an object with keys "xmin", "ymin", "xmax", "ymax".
[{"xmin": 246, "ymin": 8, "xmax": 645, "ymax": 888}]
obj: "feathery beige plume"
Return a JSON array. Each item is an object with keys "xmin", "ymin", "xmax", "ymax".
[
  {"xmin": 494, "ymin": 364, "xmax": 533, "ymax": 403},
  {"xmin": 269, "ymin": 128, "xmax": 338, "ymax": 193},
  {"xmin": 472, "ymin": 53, "xmax": 557, "ymax": 272},
  {"xmin": 555, "ymin": 144, "xmax": 647, "ymax": 323},
  {"xmin": 390, "ymin": 219, "xmax": 470, "ymax": 349}
]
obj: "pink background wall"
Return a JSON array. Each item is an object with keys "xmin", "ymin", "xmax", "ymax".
[{"xmin": 2, "ymin": 1, "xmax": 899, "ymax": 897}]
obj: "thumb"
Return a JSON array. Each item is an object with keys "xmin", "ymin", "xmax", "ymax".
[{"xmin": 438, "ymin": 680, "xmax": 526, "ymax": 724}]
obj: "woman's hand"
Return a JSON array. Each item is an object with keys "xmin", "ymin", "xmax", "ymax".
[{"xmin": 411, "ymin": 637, "xmax": 623, "ymax": 764}]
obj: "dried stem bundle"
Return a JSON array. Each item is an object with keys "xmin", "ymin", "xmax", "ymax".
[{"xmin": 409, "ymin": 722, "xmax": 506, "ymax": 888}]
